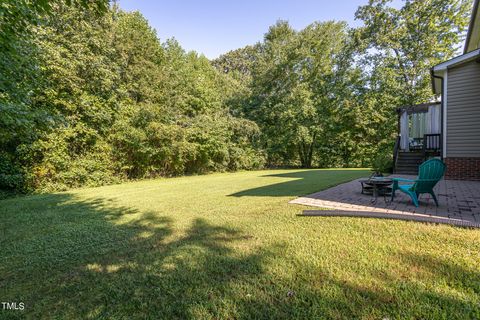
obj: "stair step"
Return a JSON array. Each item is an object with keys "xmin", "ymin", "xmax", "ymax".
[
  {"xmin": 398, "ymin": 156, "xmax": 424, "ymax": 160},
  {"xmin": 398, "ymin": 153, "xmax": 423, "ymax": 157},
  {"xmin": 397, "ymin": 168, "xmax": 421, "ymax": 172},
  {"xmin": 396, "ymin": 169, "xmax": 419, "ymax": 174},
  {"xmin": 398, "ymin": 159, "xmax": 423, "ymax": 163},
  {"xmin": 396, "ymin": 166, "xmax": 419, "ymax": 169},
  {"xmin": 399, "ymin": 152, "xmax": 423, "ymax": 155},
  {"xmin": 395, "ymin": 151, "xmax": 424, "ymax": 174},
  {"xmin": 398, "ymin": 154, "xmax": 423, "ymax": 157},
  {"xmin": 397, "ymin": 159, "xmax": 423, "ymax": 163},
  {"xmin": 396, "ymin": 163, "xmax": 422, "ymax": 167},
  {"xmin": 396, "ymin": 164, "xmax": 422, "ymax": 168},
  {"xmin": 396, "ymin": 162, "xmax": 420, "ymax": 166},
  {"xmin": 395, "ymin": 170, "xmax": 418, "ymax": 174},
  {"xmin": 398, "ymin": 158, "xmax": 423, "ymax": 162}
]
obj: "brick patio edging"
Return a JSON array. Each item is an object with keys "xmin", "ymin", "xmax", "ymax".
[
  {"xmin": 289, "ymin": 175, "xmax": 480, "ymax": 227},
  {"xmin": 299, "ymin": 210, "xmax": 480, "ymax": 228}
]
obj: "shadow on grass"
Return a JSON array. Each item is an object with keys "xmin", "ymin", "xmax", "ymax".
[
  {"xmin": 1, "ymin": 192, "xmax": 478, "ymax": 319},
  {"xmin": 0, "ymin": 193, "xmax": 278, "ymax": 319},
  {"xmin": 308, "ymin": 251, "xmax": 480, "ymax": 319},
  {"xmin": 230, "ymin": 169, "xmax": 369, "ymax": 197}
]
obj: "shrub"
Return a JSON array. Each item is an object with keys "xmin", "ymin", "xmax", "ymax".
[{"xmin": 372, "ymin": 150, "xmax": 393, "ymax": 173}]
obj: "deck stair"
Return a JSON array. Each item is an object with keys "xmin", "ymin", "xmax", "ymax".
[{"xmin": 394, "ymin": 151, "xmax": 423, "ymax": 175}]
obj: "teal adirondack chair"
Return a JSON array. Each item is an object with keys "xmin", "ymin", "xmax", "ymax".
[{"xmin": 391, "ymin": 158, "xmax": 446, "ymax": 207}]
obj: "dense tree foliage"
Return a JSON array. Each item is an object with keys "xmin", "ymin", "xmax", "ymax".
[
  {"xmin": 1, "ymin": 1, "xmax": 263, "ymax": 192},
  {"xmin": 0, "ymin": 0, "xmax": 471, "ymax": 193},
  {"xmin": 214, "ymin": 0, "xmax": 470, "ymax": 169},
  {"xmin": 354, "ymin": 0, "xmax": 471, "ymax": 168},
  {"xmin": 248, "ymin": 21, "xmax": 365, "ymax": 168}
]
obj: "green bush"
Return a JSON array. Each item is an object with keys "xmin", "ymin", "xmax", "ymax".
[{"xmin": 372, "ymin": 150, "xmax": 393, "ymax": 174}]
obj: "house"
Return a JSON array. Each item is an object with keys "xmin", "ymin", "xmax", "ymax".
[
  {"xmin": 395, "ymin": 0, "xmax": 480, "ymax": 180},
  {"xmin": 431, "ymin": 0, "xmax": 480, "ymax": 180}
]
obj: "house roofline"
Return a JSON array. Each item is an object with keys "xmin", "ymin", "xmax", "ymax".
[
  {"xmin": 465, "ymin": 0, "xmax": 480, "ymax": 54},
  {"xmin": 430, "ymin": 49, "xmax": 480, "ymax": 94},
  {"xmin": 432, "ymin": 48, "xmax": 480, "ymax": 72}
]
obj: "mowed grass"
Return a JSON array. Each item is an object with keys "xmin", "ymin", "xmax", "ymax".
[{"xmin": 1, "ymin": 169, "xmax": 479, "ymax": 319}]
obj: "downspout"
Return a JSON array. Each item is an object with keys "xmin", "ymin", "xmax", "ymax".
[{"xmin": 430, "ymin": 68, "xmax": 444, "ymax": 160}]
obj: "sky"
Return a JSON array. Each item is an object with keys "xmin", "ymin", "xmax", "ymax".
[{"xmin": 118, "ymin": 0, "xmax": 401, "ymax": 59}]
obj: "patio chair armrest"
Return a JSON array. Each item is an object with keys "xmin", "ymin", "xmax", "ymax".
[
  {"xmin": 413, "ymin": 179, "xmax": 440, "ymax": 182},
  {"xmin": 391, "ymin": 178, "xmax": 415, "ymax": 183}
]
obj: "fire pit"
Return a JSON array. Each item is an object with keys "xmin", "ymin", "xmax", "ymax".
[{"xmin": 359, "ymin": 177, "xmax": 393, "ymax": 203}]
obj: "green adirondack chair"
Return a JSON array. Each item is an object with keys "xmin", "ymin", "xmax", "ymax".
[{"xmin": 391, "ymin": 158, "xmax": 446, "ymax": 207}]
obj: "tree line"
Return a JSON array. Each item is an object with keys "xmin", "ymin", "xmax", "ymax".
[{"xmin": 0, "ymin": 0, "xmax": 471, "ymax": 193}]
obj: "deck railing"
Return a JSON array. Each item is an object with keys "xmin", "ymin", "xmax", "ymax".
[
  {"xmin": 423, "ymin": 133, "xmax": 441, "ymax": 151},
  {"xmin": 393, "ymin": 133, "xmax": 441, "ymax": 172}
]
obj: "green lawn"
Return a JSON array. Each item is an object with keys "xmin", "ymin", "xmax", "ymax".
[{"xmin": 1, "ymin": 169, "xmax": 479, "ymax": 319}]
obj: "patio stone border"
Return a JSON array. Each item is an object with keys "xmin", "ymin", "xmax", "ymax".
[
  {"xmin": 299, "ymin": 210, "xmax": 480, "ymax": 228},
  {"xmin": 289, "ymin": 175, "xmax": 480, "ymax": 228}
]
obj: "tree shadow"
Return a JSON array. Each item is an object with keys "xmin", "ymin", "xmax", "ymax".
[
  {"xmin": 1, "ymin": 192, "xmax": 478, "ymax": 319},
  {"xmin": 354, "ymin": 250, "xmax": 480, "ymax": 319},
  {"xmin": 0, "ymin": 193, "xmax": 277, "ymax": 319},
  {"xmin": 233, "ymin": 250, "xmax": 480, "ymax": 319},
  {"xmin": 230, "ymin": 169, "xmax": 369, "ymax": 197}
]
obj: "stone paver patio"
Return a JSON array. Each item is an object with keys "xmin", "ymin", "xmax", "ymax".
[{"xmin": 290, "ymin": 175, "xmax": 480, "ymax": 228}]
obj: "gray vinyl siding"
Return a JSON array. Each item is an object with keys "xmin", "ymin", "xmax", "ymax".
[{"xmin": 446, "ymin": 60, "xmax": 480, "ymax": 157}]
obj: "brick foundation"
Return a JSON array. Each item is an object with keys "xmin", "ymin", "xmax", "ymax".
[{"xmin": 445, "ymin": 157, "xmax": 480, "ymax": 180}]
